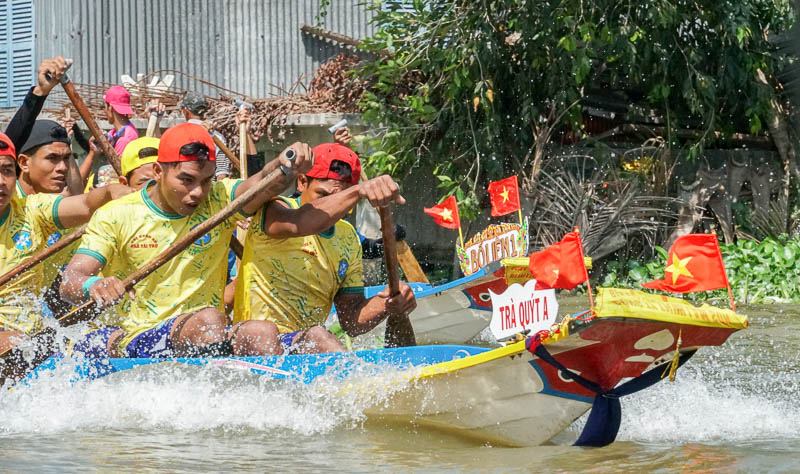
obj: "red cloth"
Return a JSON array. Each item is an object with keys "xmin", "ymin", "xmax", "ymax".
[
  {"xmin": 488, "ymin": 175, "xmax": 521, "ymax": 217},
  {"xmin": 158, "ymin": 123, "xmax": 217, "ymax": 163},
  {"xmin": 423, "ymin": 195, "xmax": 461, "ymax": 230},
  {"xmin": 528, "ymin": 231, "xmax": 588, "ymax": 290},
  {"xmin": 643, "ymin": 234, "xmax": 728, "ymax": 293}
]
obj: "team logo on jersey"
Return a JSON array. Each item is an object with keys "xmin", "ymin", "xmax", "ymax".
[
  {"xmin": 337, "ymin": 259, "xmax": 349, "ymax": 281},
  {"xmin": 188, "ymin": 225, "xmax": 214, "ymax": 255},
  {"xmin": 130, "ymin": 234, "xmax": 159, "ymax": 249},
  {"xmin": 12, "ymin": 230, "xmax": 32, "ymax": 251},
  {"xmin": 47, "ymin": 231, "xmax": 62, "ymax": 247},
  {"xmin": 191, "ymin": 225, "xmax": 213, "ymax": 248}
]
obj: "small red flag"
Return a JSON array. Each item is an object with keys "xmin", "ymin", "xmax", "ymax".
[
  {"xmin": 528, "ymin": 231, "xmax": 588, "ymax": 290},
  {"xmin": 423, "ymin": 195, "xmax": 461, "ymax": 230},
  {"xmin": 642, "ymin": 234, "xmax": 728, "ymax": 293},
  {"xmin": 487, "ymin": 176, "xmax": 521, "ymax": 217}
]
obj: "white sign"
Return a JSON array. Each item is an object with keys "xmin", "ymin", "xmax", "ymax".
[{"xmin": 489, "ymin": 279, "xmax": 559, "ymax": 340}]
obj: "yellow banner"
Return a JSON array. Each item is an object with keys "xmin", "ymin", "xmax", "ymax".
[{"xmin": 595, "ymin": 288, "xmax": 748, "ymax": 329}]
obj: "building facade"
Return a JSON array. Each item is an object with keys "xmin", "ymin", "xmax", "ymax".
[{"xmin": 1, "ymin": 0, "xmax": 375, "ymax": 107}]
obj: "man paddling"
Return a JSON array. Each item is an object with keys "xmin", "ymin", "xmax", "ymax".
[
  {"xmin": 0, "ymin": 132, "xmax": 131, "ymax": 355},
  {"xmin": 232, "ymin": 143, "xmax": 416, "ymax": 355},
  {"xmin": 118, "ymin": 137, "xmax": 160, "ymax": 189},
  {"xmin": 60, "ymin": 123, "xmax": 312, "ymax": 358}
]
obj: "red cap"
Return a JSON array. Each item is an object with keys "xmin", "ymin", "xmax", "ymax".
[
  {"xmin": 158, "ymin": 123, "xmax": 217, "ymax": 163},
  {"xmin": 0, "ymin": 132, "xmax": 16, "ymax": 161},
  {"xmin": 104, "ymin": 85, "xmax": 134, "ymax": 116},
  {"xmin": 307, "ymin": 143, "xmax": 361, "ymax": 185}
]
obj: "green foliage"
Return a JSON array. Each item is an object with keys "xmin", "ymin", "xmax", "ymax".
[
  {"xmin": 602, "ymin": 237, "xmax": 800, "ymax": 303},
  {"xmin": 602, "ymin": 246, "xmax": 667, "ymax": 287},
  {"xmin": 354, "ymin": 0, "xmax": 795, "ymax": 213}
]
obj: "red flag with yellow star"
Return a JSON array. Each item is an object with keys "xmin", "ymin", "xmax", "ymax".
[
  {"xmin": 487, "ymin": 176, "xmax": 521, "ymax": 217},
  {"xmin": 642, "ymin": 234, "xmax": 729, "ymax": 293},
  {"xmin": 528, "ymin": 231, "xmax": 588, "ymax": 290},
  {"xmin": 423, "ymin": 195, "xmax": 461, "ymax": 230}
]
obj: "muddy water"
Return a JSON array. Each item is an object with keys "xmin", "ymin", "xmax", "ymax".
[{"xmin": 0, "ymin": 303, "xmax": 797, "ymax": 472}]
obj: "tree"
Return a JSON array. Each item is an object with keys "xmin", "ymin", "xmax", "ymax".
[{"xmin": 356, "ymin": 0, "xmax": 796, "ymax": 222}]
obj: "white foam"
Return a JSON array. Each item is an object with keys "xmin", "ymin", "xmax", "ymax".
[
  {"xmin": 568, "ymin": 367, "xmax": 800, "ymax": 444},
  {"xmin": 0, "ymin": 357, "xmax": 415, "ymax": 436}
]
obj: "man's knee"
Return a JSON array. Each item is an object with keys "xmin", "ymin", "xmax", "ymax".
[
  {"xmin": 231, "ymin": 320, "xmax": 281, "ymax": 356},
  {"xmin": 190, "ymin": 308, "xmax": 227, "ymax": 331},
  {"xmin": 296, "ymin": 325, "xmax": 344, "ymax": 353}
]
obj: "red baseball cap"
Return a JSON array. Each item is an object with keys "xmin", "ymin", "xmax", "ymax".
[
  {"xmin": 158, "ymin": 123, "xmax": 217, "ymax": 163},
  {"xmin": 104, "ymin": 85, "xmax": 134, "ymax": 116},
  {"xmin": 0, "ymin": 132, "xmax": 17, "ymax": 161},
  {"xmin": 307, "ymin": 143, "xmax": 361, "ymax": 185}
]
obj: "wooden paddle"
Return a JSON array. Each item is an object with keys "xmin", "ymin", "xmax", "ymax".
[
  {"xmin": 54, "ymin": 61, "xmax": 123, "ymax": 175},
  {"xmin": 358, "ymin": 169, "xmax": 429, "ymax": 283},
  {"xmin": 0, "ymin": 225, "xmax": 86, "ymax": 288},
  {"xmin": 145, "ymin": 112, "xmax": 159, "ymax": 137},
  {"xmin": 0, "ymin": 151, "xmax": 297, "ymax": 367},
  {"xmin": 380, "ymin": 205, "xmax": 416, "ymax": 348},
  {"xmin": 211, "ymin": 133, "xmax": 242, "ymax": 171}
]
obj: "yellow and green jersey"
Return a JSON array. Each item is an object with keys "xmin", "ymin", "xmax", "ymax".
[
  {"xmin": 15, "ymin": 182, "xmax": 79, "ymax": 286},
  {"xmin": 0, "ymin": 190, "xmax": 65, "ymax": 333},
  {"xmin": 233, "ymin": 196, "xmax": 364, "ymax": 333},
  {"xmin": 76, "ymin": 179, "xmax": 242, "ymax": 349}
]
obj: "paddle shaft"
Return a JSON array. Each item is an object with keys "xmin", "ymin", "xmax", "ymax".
[
  {"xmin": 60, "ymin": 74, "xmax": 123, "ymax": 175},
  {"xmin": 0, "ymin": 226, "xmax": 86, "ymax": 289},
  {"xmin": 358, "ymin": 169, "xmax": 428, "ymax": 283},
  {"xmin": 57, "ymin": 154, "xmax": 295, "ymax": 327},
  {"xmin": 380, "ymin": 207, "xmax": 400, "ymax": 296},
  {"xmin": 145, "ymin": 113, "xmax": 159, "ymax": 137},
  {"xmin": 380, "ymin": 206, "xmax": 415, "ymax": 347},
  {"xmin": 211, "ymin": 133, "xmax": 242, "ymax": 171}
]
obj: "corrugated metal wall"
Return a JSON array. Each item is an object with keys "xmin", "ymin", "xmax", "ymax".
[{"xmin": 33, "ymin": 0, "xmax": 374, "ymax": 98}]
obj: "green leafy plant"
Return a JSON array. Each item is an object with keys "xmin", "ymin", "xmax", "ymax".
[{"xmin": 354, "ymin": 0, "xmax": 794, "ymax": 216}]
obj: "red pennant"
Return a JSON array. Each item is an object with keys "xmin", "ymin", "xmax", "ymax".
[
  {"xmin": 642, "ymin": 234, "xmax": 728, "ymax": 293},
  {"xmin": 423, "ymin": 195, "xmax": 461, "ymax": 230},
  {"xmin": 487, "ymin": 176, "xmax": 521, "ymax": 217},
  {"xmin": 528, "ymin": 231, "xmax": 588, "ymax": 290}
]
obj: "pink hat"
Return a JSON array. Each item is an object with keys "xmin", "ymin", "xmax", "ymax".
[{"xmin": 104, "ymin": 85, "xmax": 134, "ymax": 116}]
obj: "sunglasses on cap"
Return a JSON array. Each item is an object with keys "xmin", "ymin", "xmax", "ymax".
[
  {"xmin": 0, "ymin": 141, "xmax": 8, "ymax": 150},
  {"xmin": 138, "ymin": 147, "xmax": 158, "ymax": 159},
  {"xmin": 179, "ymin": 142, "xmax": 210, "ymax": 160}
]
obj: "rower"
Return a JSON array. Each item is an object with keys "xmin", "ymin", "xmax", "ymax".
[
  {"xmin": 60, "ymin": 123, "xmax": 312, "ymax": 358},
  {"xmin": 118, "ymin": 137, "xmax": 160, "ymax": 189},
  {"xmin": 16, "ymin": 121, "xmax": 88, "ymax": 317},
  {"xmin": 0, "ymin": 132, "xmax": 131, "ymax": 359},
  {"xmin": 232, "ymin": 143, "xmax": 416, "ymax": 355}
]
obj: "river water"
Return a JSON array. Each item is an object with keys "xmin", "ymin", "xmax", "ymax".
[{"xmin": 0, "ymin": 301, "xmax": 797, "ymax": 472}]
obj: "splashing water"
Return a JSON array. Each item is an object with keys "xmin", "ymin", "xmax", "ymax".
[{"xmin": 0, "ymin": 355, "xmax": 417, "ymax": 436}]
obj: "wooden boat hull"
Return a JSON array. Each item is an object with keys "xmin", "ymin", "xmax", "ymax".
[
  {"xmin": 363, "ymin": 262, "xmax": 506, "ymax": 345},
  {"xmin": 28, "ymin": 307, "xmax": 744, "ymax": 446}
]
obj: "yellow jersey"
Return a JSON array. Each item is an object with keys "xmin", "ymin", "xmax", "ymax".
[
  {"xmin": 0, "ymin": 190, "xmax": 65, "ymax": 333},
  {"xmin": 76, "ymin": 179, "xmax": 242, "ymax": 349},
  {"xmin": 15, "ymin": 182, "xmax": 79, "ymax": 287},
  {"xmin": 233, "ymin": 196, "xmax": 364, "ymax": 333}
]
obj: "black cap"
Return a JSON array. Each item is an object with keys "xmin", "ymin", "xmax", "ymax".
[
  {"xmin": 20, "ymin": 120, "xmax": 71, "ymax": 155},
  {"xmin": 181, "ymin": 93, "xmax": 208, "ymax": 116}
]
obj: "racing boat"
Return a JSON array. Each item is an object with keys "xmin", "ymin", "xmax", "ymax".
[
  {"xmin": 361, "ymin": 262, "xmax": 505, "ymax": 345},
  {"xmin": 28, "ymin": 287, "xmax": 747, "ymax": 447}
]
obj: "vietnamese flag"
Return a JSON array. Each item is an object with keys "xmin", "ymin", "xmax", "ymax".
[
  {"xmin": 487, "ymin": 176, "xmax": 521, "ymax": 217},
  {"xmin": 424, "ymin": 195, "xmax": 461, "ymax": 230},
  {"xmin": 528, "ymin": 231, "xmax": 588, "ymax": 290},
  {"xmin": 642, "ymin": 234, "xmax": 728, "ymax": 293}
]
